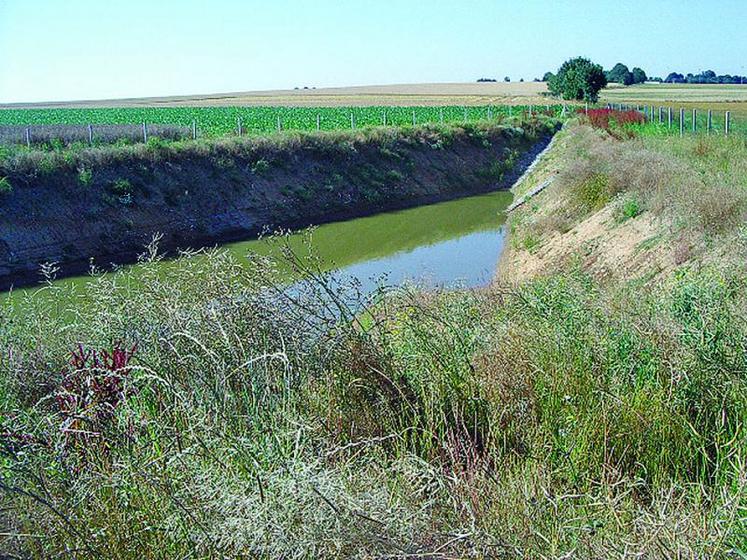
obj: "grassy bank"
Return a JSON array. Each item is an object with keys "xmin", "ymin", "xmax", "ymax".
[
  {"xmin": 0, "ymin": 118, "xmax": 557, "ymax": 289},
  {"xmin": 2, "ymin": 118, "xmax": 746, "ymax": 558}
]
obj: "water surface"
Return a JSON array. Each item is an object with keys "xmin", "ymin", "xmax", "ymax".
[{"xmin": 3, "ymin": 190, "xmax": 513, "ymax": 304}]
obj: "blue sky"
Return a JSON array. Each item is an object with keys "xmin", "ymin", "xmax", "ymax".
[{"xmin": 0, "ymin": 0, "xmax": 745, "ymax": 103}]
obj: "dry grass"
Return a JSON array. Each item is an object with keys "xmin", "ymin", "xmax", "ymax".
[{"xmin": 501, "ymin": 119, "xmax": 747, "ymax": 288}]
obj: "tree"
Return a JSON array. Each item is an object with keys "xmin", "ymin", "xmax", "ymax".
[
  {"xmin": 631, "ymin": 67, "xmax": 647, "ymax": 84},
  {"xmin": 665, "ymin": 72, "xmax": 685, "ymax": 83},
  {"xmin": 504, "ymin": 76, "xmax": 510, "ymax": 82},
  {"xmin": 548, "ymin": 57, "xmax": 607, "ymax": 102},
  {"xmin": 607, "ymin": 63, "xmax": 633, "ymax": 85},
  {"xmin": 542, "ymin": 71, "xmax": 555, "ymax": 82}
]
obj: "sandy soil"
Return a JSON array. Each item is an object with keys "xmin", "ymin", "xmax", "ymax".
[{"xmin": 499, "ymin": 197, "xmax": 675, "ymax": 286}]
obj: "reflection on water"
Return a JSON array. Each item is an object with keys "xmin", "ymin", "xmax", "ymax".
[{"xmin": 4, "ymin": 190, "xmax": 512, "ymax": 305}]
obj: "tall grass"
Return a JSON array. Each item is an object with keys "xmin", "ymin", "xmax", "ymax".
[{"xmin": 1, "ymin": 232, "xmax": 746, "ymax": 557}]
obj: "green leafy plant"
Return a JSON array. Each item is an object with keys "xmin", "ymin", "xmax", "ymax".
[
  {"xmin": 77, "ymin": 167, "xmax": 93, "ymax": 187},
  {"xmin": 0, "ymin": 176, "xmax": 11, "ymax": 194},
  {"xmin": 110, "ymin": 178, "xmax": 133, "ymax": 196},
  {"xmin": 615, "ymin": 195, "xmax": 642, "ymax": 222}
]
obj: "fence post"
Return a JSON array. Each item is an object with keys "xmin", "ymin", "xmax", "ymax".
[
  {"xmin": 692, "ymin": 109, "xmax": 697, "ymax": 133},
  {"xmin": 412, "ymin": 109, "xmax": 416, "ymax": 126},
  {"xmin": 658, "ymin": 107, "xmax": 663, "ymax": 123},
  {"xmin": 25, "ymin": 127, "xmax": 31, "ymax": 148},
  {"xmin": 277, "ymin": 116, "xmax": 281, "ymax": 132},
  {"xmin": 679, "ymin": 109, "xmax": 685, "ymax": 136},
  {"xmin": 192, "ymin": 120, "xmax": 197, "ymax": 140},
  {"xmin": 725, "ymin": 111, "xmax": 731, "ymax": 136},
  {"xmin": 707, "ymin": 109, "xmax": 712, "ymax": 134},
  {"xmin": 351, "ymin": 113, "xmax": 355, "ymax": 129},
  {"xmin": 142, "ymin": 122, "xmax": 148, "ymax": 143},
  {"xmin": 382, "ymin": 110, "xmax": 386, "ymax": 126},
  {"xmin": 487, "ymin": 106, "xmax": 492, "ymax": 120},
  {"xmin": 87, "ymin": 124, "xmax": 93, "ymax": 145},
  {"xmin": 584, "ymin": 102, "xmax": 588, "ymax": 114},
  {"xmin": 237, "ymin": 117, "xmax": 242, "ymax": 136},
  {"xmin": 317, "ymin": 114, "xmax": 321, "ymax": 131},
  {"xmin": 668, "ymin": 107, "xmax": 673, "ymax": 129},
  {"xmin": 508, "ymin": 106, "xmax": 513, "ymax": 117},
  {"xmin": 463, "ymin": 106, "xmax": 467, "ymax": 122},
  {"xmin": 439, "ymin": 107, "xmax": 443, "ymax": 123}
]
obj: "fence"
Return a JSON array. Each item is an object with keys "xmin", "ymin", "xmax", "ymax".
[
  {"xmin": 0, "ymin": 123, "xmax": 192, "ymax": 147},
  {"xmin": 0, "ymin": 104, "xmax": 570, "ymax": 147},
  {"xmin": 602, "ymin": 103, "xmax": 746, "ymax": 137}
]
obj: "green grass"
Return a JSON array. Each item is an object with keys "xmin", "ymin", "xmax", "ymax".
[
  {"xmin": 2, "ymin": 120, "xmax": 747, "ymax": 558},
  {"xmin": 1, "ymin": 242, "xmax": 745, "ymax": 558},
  {"xmin": 0, "ymin": 104, "xmax": 565, "ymax": 138}
]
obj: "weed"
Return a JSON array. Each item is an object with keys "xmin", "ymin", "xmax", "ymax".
[
  {"xmin": 77, "ymin": 167, "xmax": 92, "ymax": 187},
  {"xmin": 615, "ymin": 194, "xmax": 642, "ymax": 222},
  {"xmin": 0, "ymin": 176, "xmax": 11, "ymax": 195},
  {"xmin": 251, "ymin": 158, "xmax": 271, "ymax": 175}
]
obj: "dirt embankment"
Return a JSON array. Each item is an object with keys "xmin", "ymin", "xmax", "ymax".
[
  {"xmin": 498, "ymin": 124, "xmax": 678, "ymax": 286},
  {"xmin": 0, "ymin": 123, "xmax": 556, "ymax": 289}
]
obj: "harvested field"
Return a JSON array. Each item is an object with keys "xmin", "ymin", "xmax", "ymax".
[
  {"xmin": 601, "ymin": 83, "xmax": 747, "ymax": 117},
  {"xmin": 0, "ymin": 82, "xmax": 550, "ymax": 109}
]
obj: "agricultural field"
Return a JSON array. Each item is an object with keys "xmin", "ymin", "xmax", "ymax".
[
  {"xmin": 0, "ymin": 103, "xmax": 564, "ymax": 139},
  {"xmin": 601, "ymin": 82, "xmax": 747, "ymax": 118},
  {"xmin": 0, "ymin": 82, "xmax": 550, "ymax": 109}
]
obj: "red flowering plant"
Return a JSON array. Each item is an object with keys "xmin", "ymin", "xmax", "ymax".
[
  {"xmin": 578, "ymin": 108, "xmax": 645, "ymax": 138},
  {"xmin": 54, "ymin": 342, "xmax": 137, "ymax": 463}
]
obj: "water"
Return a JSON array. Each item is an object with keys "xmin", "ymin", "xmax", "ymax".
[{"xmin": 3, "ymin": 189, "xmax": 513, "ymax": 304}]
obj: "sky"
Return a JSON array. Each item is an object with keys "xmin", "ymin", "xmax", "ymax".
[{"xmin": 0, "ymin": 0, "xmax": 745, "ymax": 103}]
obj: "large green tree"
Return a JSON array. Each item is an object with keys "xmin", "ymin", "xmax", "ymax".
[
  {"xmin": 607, "ymin": 62, "xmax": 633, "ymax": 85},
  {"xmin": 631, "ymin": 67, "xmax": 647, "ymax": 84},
  {"xmin": 548, "ymin": 57, "xmax": 607, "ymax": 102}
]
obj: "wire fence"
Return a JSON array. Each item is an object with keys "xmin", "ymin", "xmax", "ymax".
[
  {"xmin": 602, "ymin": 102, "xmax": 746, "ymax": 137},
  {"xmin": 0, "ymin": 104, "xmax": 570, "ymax": 148},
  {"xmin": 0, "ymin": 123, "xmax": 191, "ymax": 147}
]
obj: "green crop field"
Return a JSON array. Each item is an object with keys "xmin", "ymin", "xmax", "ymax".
[{"xmin": 0, "ymin": 104, "xmax": 564, "ymax": 139}]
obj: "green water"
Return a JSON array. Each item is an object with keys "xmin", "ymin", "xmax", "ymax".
[{"xmin": 3, "ymin": 190, "xmax": 513, "ymax": 306}]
